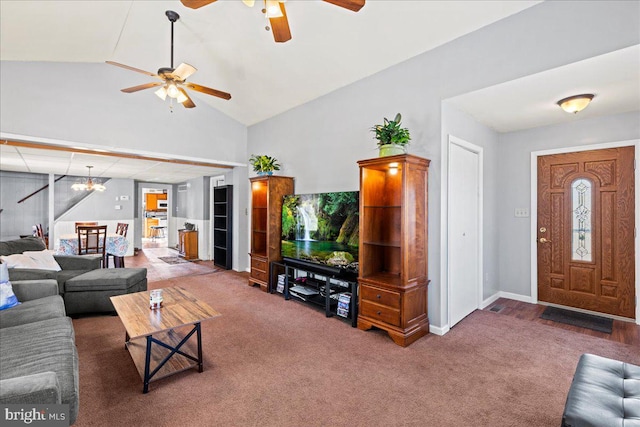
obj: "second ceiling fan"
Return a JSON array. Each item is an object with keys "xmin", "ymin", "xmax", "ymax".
[
  {"xmin": 181, "ymin": 0, "xmax": 365, "ymax": 43},
  {"xmin": 107, "ymin": 10, "xmax": 231, "ymax": 109}
]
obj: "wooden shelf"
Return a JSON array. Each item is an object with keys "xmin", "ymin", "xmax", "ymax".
[
  {"xmin": 249, "ymin": 176, "xmax": 294, "ymax": 291},
  {"xmin": 126, "ymin": 328, "xmax": 199, "ymax": 383},
  {"xmin": 358, "ymin": 154, "xmax": 430, "ymax": 347}
]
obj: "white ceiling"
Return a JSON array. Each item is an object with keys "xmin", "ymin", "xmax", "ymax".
[
  {"xmin": 0, "ymin": 0, "xmax": 541, "ymax": 126},
  {"xmin": 447, "ymin": 44, "xmax": 640, "ymax": 133},
  {"xmin": 0, "ymin": 144, "xmax": 229, "ymax": 183},
  {"xmin": 1, "ymin": 1, "xmax": 638, "ymax": 181}
]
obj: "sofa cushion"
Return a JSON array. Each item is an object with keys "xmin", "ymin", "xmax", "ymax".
[
  {"xmin": 54, "ymin": 270, "xmax": 89, "ymax": 294},
  {"xmin": 0, "ymin": 317, "xmax": 79, "ymax": 424},
  {"xmin": 0, "ymin": 295, "xmax": 65, "ymax": 328},
  {"xmin": 8, "ymin": 268, "xmax": 56, "ymax": 282},
  {"xmin": 0, "ymin": 237, "xmax": 46, "ymax": 256},
  {"xmin": 65, "ymin": 268, "xmax": 147, "ymax": 292}
]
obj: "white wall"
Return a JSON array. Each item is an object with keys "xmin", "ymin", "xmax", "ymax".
[
  {"xmin": 441, "ymin": 102, "xmax": 500, "ymax": 302},
  {"xmin": 247, "ymin": 1, "xmax": 640, "ymax": 329},
  {"xmin": 0, "ymin": 62, "xmax": 247, "ymax": 166},
  {"xmin": 497, "ymin": 111, "xmax": 640, "ymax": 298}
]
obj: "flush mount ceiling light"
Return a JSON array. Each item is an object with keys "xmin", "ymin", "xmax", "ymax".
[
  {"xmin": 71, "ymin": 166, "xmax": 106, "ymax": 192},
  {"xmin": 557, "ymin": 94, "xmax": 595, "ymax": 114}
]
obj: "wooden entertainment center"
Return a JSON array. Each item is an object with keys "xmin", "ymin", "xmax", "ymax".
[{"xmin": 248, "ymin": 154, "xmax": 429, "ymax": 346}]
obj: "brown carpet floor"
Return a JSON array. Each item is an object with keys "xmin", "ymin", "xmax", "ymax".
[{"xmin": 72, "ymin": 271, "xmax": 640, "ymax": 426}]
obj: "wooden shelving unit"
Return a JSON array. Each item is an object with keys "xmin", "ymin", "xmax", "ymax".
[
  {"xmin": 249, "ymin": 175, "xmax": 294, "ymax": 291},
  {"xmin": 357, "ymin": 154, "xmax": 430, "ymax": 347},
  {"xmin": 213, "ymin": 185, "xmax": 233, "ymax": 269}
]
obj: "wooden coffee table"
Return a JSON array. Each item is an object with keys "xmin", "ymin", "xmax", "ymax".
[{"xmin": 110, "ymin": 286, "xmax": 221, "ymax": 393}]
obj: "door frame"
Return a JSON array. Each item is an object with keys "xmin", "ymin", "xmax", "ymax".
[
  {"xmin": 446, "ymin": 135, "xmax": 484, "ymax": 328},
  {"xmin": 530, "ymin": 139, "xmax": 640, "ymax": 324}
]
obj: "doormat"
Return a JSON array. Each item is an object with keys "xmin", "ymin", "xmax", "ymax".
[
  {"xmin": 540, "ymin": 306, "xmax": 613, "ymax": 334},
  {"xmin": 157, "ymin": 256, "xmax": 190, "ymax": 265}
]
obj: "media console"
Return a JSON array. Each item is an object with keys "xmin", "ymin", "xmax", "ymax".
[{"xmin": 271, "ymin": 257, "xmax": 358, "ymax": 327}]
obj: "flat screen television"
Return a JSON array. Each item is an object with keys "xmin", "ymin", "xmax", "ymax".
[{"xmin": 281, "ymin": 191, "xmax": 359, "ymax": 274}]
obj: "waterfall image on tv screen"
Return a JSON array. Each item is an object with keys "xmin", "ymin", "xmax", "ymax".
[{"xmin": 281, "ymin": 191, "xmax": 359, "ymax": 271}]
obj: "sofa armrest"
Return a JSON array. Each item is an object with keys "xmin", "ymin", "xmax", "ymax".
[
  {"xmin": 0, "ymin": 372, "xmax": 61, "ymax": 405},
  {"xmin": 10, "ymin": 280, "xmax": 59, "ymax": 301},
  {"xmin": 54, "ymin": 255, "xmax": 101, "ymax": 271},
  {"xmin": 8, "ymin": 268, "xmax": 56, "ymax": 282}
]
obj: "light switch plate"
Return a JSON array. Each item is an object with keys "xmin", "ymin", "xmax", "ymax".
[
  {"xmin": 514, "ymin": 208, "xmax": 529, "ymax": 217},
  {"xmin": 120, "ymin": 195, "xmax": 130, "ymax": 201},
  {"xmin": 115, "ymin": 205, "xmax": 122, "ymax": 210}
]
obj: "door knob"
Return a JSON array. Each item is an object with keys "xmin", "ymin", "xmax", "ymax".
[{"xmin": 539, "ymin": 237, "xmax": 551, "ymax": 243}]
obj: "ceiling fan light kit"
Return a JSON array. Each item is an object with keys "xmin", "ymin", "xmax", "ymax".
[
  {"xmin": 181, "ymin": 0, "xmax": 365, "ymax": 43},
  {"xmin": 106, "ymin": 10, "xmax": 231, "ymax": 109}
]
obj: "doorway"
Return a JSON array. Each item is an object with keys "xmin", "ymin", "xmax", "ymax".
[
  {"xmin": 448, "ymin": 136, "xmax": 483, "ymax": 327},
  {"xmin": 536, "ymin": 146, "xmax": 635, "ymax": 318},
  {"xmin": 142, "ymin": 187, "xmax": 169, "ymax": 250}
]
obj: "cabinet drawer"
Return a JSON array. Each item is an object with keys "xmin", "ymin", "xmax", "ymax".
[
  {"xmin": 360, "ymin": 300, "xmax": 401, "ymax": 327},
  {"xmin": 251, "ymin": 257, "xmax": 267, "ymax": 272},
  {"xmin": 360, "ymin": 285, "xmax": 400, "ymax": 309},
  {"xmin": 251, "ymin": 268, "xmax": 267, "ymax": 283}
]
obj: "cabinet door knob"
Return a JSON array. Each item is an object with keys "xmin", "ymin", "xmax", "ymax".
[
  {"xmin": 376, "ymin": 294, "xmax": 381, "ymax": 299},
  {"xmin": 377, "ymin": 311, "xmax": 381, "ymax": 315}
]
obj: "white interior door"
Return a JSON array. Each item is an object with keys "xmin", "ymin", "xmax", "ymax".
[{"xmin": 449, "ymin": 139, "xmax": 482, "ymax": 327}]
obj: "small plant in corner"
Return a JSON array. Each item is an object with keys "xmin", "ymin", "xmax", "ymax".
[
  {"xmin": 249, "ymin": 154, "xmax": 281, "ymax": 175},
  {"xmin": 371, "ymin": 113, "xmax": 411, "ymax": 156}
]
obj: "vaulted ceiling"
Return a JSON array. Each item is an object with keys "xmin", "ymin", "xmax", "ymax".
[{"xmin": 1, "ymin": 1, "xmax": 638, "ymax": 181}]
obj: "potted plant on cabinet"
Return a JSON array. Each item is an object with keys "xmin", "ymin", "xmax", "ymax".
[
  {"xmin": 371, "ymin": 113, "xmax": 411, "ymax": 157},
  {"xmin": 249, "ymin": 154, "xmax": 281, "ymax": 175}
]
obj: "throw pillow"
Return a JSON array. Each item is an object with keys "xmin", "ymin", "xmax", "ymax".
[
  {"xmin": 23, "ymin": 250, "xmax": 62, "ymax": 271},
  {"xmin": 0, "ymin": 254, "xmax": 40, "ymax": 269},
  {"xmin": 0, "ymin": 263, "xmax": 20, "ymax": 310}
]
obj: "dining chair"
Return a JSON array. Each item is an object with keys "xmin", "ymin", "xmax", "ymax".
[
  {"xmin": 75, "ymin": 221, "xmax": 98, "ymax": 232},
  {"xmin": 108, "ymin": 223, "xmax": 129, "ymax": 268},
  {"xmin": 34, "ymin": 223, "xmax": 48, "ymax": 246},
  {"xmin": 77, "ymin": 225, "xmax": 107, "ymax": 268}
]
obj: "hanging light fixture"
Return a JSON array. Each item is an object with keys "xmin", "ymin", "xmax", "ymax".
[
  {"xmin": 71, "ymin": 166, "xmax": 106, "ymax": 192},
  {"xmin": 557, "ymin": 94, "xmax": 594, "ymax": 114}
]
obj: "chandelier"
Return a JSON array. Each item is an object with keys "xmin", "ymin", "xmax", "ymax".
[{"xmin": 71, "ymin": 166, "xmax": 106, "ymax": 192}]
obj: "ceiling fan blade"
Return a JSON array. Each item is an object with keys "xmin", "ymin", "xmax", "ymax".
[
  {"xmin": 184, "ymin": 82, "xmax": 231, "ymax": 100},
  {"xmin": 121, "ymin": 82, "xmax": 164, "ymax": 93},
  {"xmin": 242, "ymin": 0, "xmax": 255, "ymax": 6},
  {"xmin": 269, "ymin": 3, "xmax": 292, "ymax": 43},
  {"xmin": 323, "ymin": 0, "xmax": 365, "ymax": 12},
  {"xmin": 106, "ymin": 61, "xmax": 158, "ymax": 77},
  {"xmin": 171, "ymin": 63, "xmax": 197, "ymax": 81},
  {"xmin": 178, "ymin": 88, "xmax": 196, "ymax": 109},
  {"xmin": 180, "ymin": 0, "xmax": 217, "ymax": 9}
]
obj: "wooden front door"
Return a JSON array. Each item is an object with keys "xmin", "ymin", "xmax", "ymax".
[{"xmin": 537, "ymin": 147, "xmax": 635, "ymax": 318}]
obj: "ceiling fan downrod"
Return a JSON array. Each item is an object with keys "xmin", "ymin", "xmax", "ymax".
[{"xmin": 165, "ymin": 10, "xmax": 180, "ymax": 69}]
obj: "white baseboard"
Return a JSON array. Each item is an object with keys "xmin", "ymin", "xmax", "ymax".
[
  {"xmin": 481, "ymin": 293, "xmax": 501, "ymax": 309},
  {"xmin": 429, "ymin": 324, "xmax": 449, "ymax": 336},
  {"xmin": 498, "ymin": 291, "xmax": 534, "ymax": 303}
]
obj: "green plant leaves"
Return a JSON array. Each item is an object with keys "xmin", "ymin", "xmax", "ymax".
[{"xmin": 371, "ymin": 113, "xmax": 411, "ymax": 147}]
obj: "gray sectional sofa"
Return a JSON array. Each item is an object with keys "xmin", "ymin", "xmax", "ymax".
[
  {"xmin": 0, "ymin": 278, "xmax": 79, "ymax": 425},
  {"xmin": 0, "ymin": 237, "xmax": 147, "ymax": 315}
]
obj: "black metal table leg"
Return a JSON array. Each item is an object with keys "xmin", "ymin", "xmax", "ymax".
[
  {"xmin": 196, "ymin": 322, "xmax": 203, "ymax": 372},
  {"xmin": 325, "ymin": 276, "xmax": 332, "ymax": 317},
  {"xmin": 143, "ymin": 335, "xmax": 152, "ymax": 394}
]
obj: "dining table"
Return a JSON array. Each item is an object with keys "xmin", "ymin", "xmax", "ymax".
[{"xmin": 56, "ymin": 233, "xmax": 129, "ymax": 257}]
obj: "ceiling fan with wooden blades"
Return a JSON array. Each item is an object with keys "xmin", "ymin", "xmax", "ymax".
[
  {"xmin": 181, "ymin": 0, "xmax": 365, "ymax": 43},
  {"xmin": 106, "ymin": 10, "xmax": 231, "ymax": 109}
]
